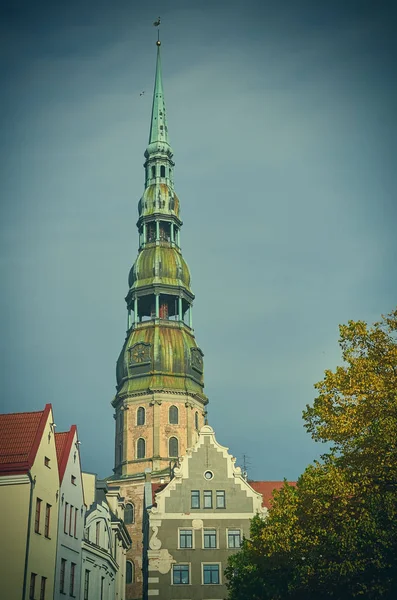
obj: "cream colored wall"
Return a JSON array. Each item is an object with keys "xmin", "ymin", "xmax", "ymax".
[
  {"xmin": 82, "ymin": 472, "xmax": 96, "ymax": 508},
  {"xmin": 0, "ymin": 476, "xmax": 30, "ymax": 600},
  {"xmin": 27, "ymin": 409, "xmax": 60, "ymax": 600}
]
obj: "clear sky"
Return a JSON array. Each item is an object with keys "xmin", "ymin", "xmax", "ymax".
[{"xmin": 1, "ymin": 0, "xmax": 396, "ymax": 481}]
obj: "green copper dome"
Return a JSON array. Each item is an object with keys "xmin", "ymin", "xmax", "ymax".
[
  {"xmin": 128, "ymin": 246, "xmax": 192, "ymax": 292},
  {"xmin": 138, "ymin": 183, "xmax": 180, "ymax": 219}
]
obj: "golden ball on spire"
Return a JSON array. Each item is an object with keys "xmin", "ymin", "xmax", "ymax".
[{"xmin": 156, "ymin": 40, "xmax": 161, "ymax": 46}]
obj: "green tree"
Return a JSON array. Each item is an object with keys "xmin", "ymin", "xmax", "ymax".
[{"xmin": 226, "ymin": 309, "xmax": 397, "ymax": 600}]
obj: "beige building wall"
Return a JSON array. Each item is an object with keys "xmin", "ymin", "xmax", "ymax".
[
  {"xmin": 26, "ymin": 409, "xmax": 60, "ymax": 600},
  {"xmin": 0, "ymin": 476, "xmax": 31, "ymax": 600}
]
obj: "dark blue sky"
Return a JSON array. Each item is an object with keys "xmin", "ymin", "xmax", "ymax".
[{"xmin": 1, "ymin": 0, "xmax": 396, "ymax": 480}]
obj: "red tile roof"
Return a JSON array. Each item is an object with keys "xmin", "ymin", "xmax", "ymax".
[
  {"xmin": 55, "ymin": 425, "xmax": 77, "ymax": 483},
  {"xmin": 0, "ymin": 404, "xmax": 52, "ymax": 475},
  {"xmin": 151, "ymin": 482, "xmax": 167, "ymax": 505},
  {"xmin": 249, "ymin": 480, "xmax": 297, "ymax": 509}
]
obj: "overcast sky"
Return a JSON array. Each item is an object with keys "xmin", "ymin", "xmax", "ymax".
[{"xmin": 1, "ymin": 0, "xmax": 396, "ymax": 481}]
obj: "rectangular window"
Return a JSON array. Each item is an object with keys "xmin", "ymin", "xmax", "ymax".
[
  {"xmin": 71, "ymin": 475, "xmax": 76, "ymax": 485},
  {"xmin": 44, "ymin": 504, "xmax": 51, "ymax": 538},
  {"xmin": 34, "ymin": 498, "xmax": 42, "ymax": 533},
  {"xmin": 228, "ymin": 529, "xmax": 242, "ymax": 548},
  {"xmin": 204, "ymin": 528, "xmax": 217, "ymax": 548},
  {"xmin": 191, "ymin": 490, "xmax": 200, "ymax": 509},
  {"xmin": 60, "ymin": 558, "xmax": 66, "ymax": 593},
  {"xmin": 100, "ymin": 577, "xmax": 105, "ymax": 600},
  {"xmin": 74, "ymin": 508, "xmax": 78, "ymax": 537},
  {"xmin": 44, "ymin": 456, "xmax": 50, "ymax": 468},
  {"xmin": 83, "ymin": 570, "xmax": 90, "ymax": 600},
  {"xmin": 216, "ymin": 490, "xmax": 226, "ymax": 508},
  {"xmin": 30, "ymin": 573, "xmax": 36, "ymax": 599},
  {"xmin": 172, "ymin": 564, "xmax": 190, "ymax": 585},
  {"xmin": 64, "ymin": 503, "xmax": 69, "ymax": 533},
  {"xmin": 69, "ymin": 505, "xmax": 73, "ymax": 536},
  {"xmin": 70, "ymin": 562, "xmax": 76, "ymax": 597},
  {"xmin": 96, "ymin": 521, "xmax": 100, "ymax": 545},
  {"xmin": 179, "ymin": 529, "xmax": 193, "ymax": 549},
  {"xmin": 203, "ymin": 564, "xmax": 220, "ymax": 585},
  {"xmin": 40, "ymin": 577, "xmax": 46, "ymax": 600},
  {"xmin": 203, "ymin": 490, "xmax": 212, "ymax": 508}
]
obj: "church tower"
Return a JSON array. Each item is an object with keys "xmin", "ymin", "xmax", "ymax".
[{"xmin": 110, "ymin": 39, "xmax": 208, "ymax": 599}]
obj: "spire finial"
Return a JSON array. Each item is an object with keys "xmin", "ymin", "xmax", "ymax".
[{"xmin": 153, "ymin": 16, "xmax": 161, "ymax": 45}]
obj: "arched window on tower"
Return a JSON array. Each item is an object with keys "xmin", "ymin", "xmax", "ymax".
[
  {"xmin": 137, "ymin": 407, "xmax": 145, "ymax": 426},
  {"xmin": 151, "ymin": 166, "xmax": 156, "ymax": 178},
  {"xmin": 126, "ymin": 561, "xmax": 135, "ymax": 584},
  {"xmin": 169, "ymin": 405, "xmax": 179, "ymax": 424},
  {"xmin": 137, "ymin": 438, "xmax": 146, "ymax": 459},
  {"xmin": 169, "ymin": 437, "xmax": 179, "ymax": 457},
  {"xmin": 195, "ymin": 411, "xmax": 199, "ymax": 430},
  {"xmin": 160, "ymin": 165, "xmax": 166, "ymax": 177},
  {"xmin": 124, "ymin": 503, "xmax": 135, "ymax": 525}
]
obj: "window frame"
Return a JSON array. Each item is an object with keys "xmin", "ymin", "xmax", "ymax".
[
  {"xmin": 137, "ymin": 406, "xmax": 145, "ymax": 426},
  {"xmin": 178, "ymin": 528, "xmax": 193, "ymax": 549},
  {"xmin": 168, "ymin": 436, "xmax": 179, "ymax": 457},
  {"xmin": 60, "ymin": 559, "xmax": 66, "ymax": 593},
  {"xmin": 195, "ymin": 411, "xmax": 199, "ymax": 430},
  {"xmin": 137, "ymin": 437, "xmax": 146, "ymax": 459},
  {"xmin": 44, "ymin": 503, "xmax": 51, "ymax": 538},
  {"xmin": 191, "ymin": 490, "xmax": 200, "ymax": 509},
  {"xmin": 34, "ymin": 498, "xmax": 42, "ymax": 534},
  {"xmin": 203, "ymin": 528, "xmax": 217, "ymax": 549},
  {"xmin": 216, "ymin": 490, "xmax": 226, "ymax": 509},
  {"xmin": 124, "ymin": 502, "xmax": 135, "ymax": 525},
  {"xmin": 169, "ymin": 405, "xmax": 179, "ymax": 424},
  {"xmin": 126, "ymin": 560, "xmax": 134, "ymax": 584},
  {"xmin": 64, "ymin": 502, "xmax": 68, "ymax": 533},
  {"xmin": 69, "ymin": 562, "xmax": 76, "ymax": 597},
  {"xmin": 172, "ymin": 564, "xmax": 190, "ymax": 585},
  {"xmin": 227, "ymin": 528, "xmax": 242, "ymax": 549},
  {"xmin": 96, "ymin": 521, "xmax": 100, "ymax": 545},
  {"xmin": 40, "ymin": 576, "xmax": 46, "ymax": 600},
  {"xmin": 30, "ymin": 573, "xmax": 37, "ymax": 600},
  {"xmin": 83, "ymin": 570, "xmax": 90, "ymax": 600},
  {"xmin": 202, "ymin": 563, "xmax": 221, "ymax": 585},
  {"xmin": 203, "ymin": 490, "xmax": 213, "ymax": 509},
  {"xmin": 69, "ymin": 505, "xmax": 73, "ymax": 536}
]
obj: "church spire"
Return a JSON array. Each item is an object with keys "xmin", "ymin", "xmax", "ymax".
[{"xmin": 148, "ymin": 41, "xmax": 170, "ymax": 147}]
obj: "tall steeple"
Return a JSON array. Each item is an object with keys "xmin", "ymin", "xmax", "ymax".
[{"xmin": 112, "ymin": 40, "xmax": 208, "ymax": 479}]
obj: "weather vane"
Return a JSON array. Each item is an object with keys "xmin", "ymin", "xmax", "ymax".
[{"xmin": 153, "ymin": 16, "xmax": 161, "ymax": 45}]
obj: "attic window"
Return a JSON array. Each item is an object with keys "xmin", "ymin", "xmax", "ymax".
[
  {"xmin": 44, "ymin": 457, "xmax": 50, "ymax": 468},
  {"xmin": 71, "ymin": 475, "xmax": 76, "ymax": 486}
]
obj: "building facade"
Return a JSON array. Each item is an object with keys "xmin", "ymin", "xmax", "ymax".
[
  {"xmin": 54, "ymin": 425, "xmax": 85, "ymax": 600},
  {"xmin": 145, "ymin": 425, "xmax": 266, "ymax": 599},
  {"xmin": 0, "ymin": 404, "xmax": 59, "ymax": 600},
  {"xmin": 109, "ymin": 38, "xmax": 208, "ymax": 599}
]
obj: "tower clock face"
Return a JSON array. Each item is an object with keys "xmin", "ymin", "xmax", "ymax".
[{"xmin": 129, "ymin": 343, "xmax": 151, "ymax": 365}]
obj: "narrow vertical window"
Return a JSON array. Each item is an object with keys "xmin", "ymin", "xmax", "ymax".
[
  {"xmin": 195, "ymin": 411, "xmax": 199, "ymax": 430},
  {"xmin": 34, "ymin": 498, "xmax": 42, "ymax": 533},
  {"xmin": 137, "ymin": 438, "xmax": 145, "ymax": 459},
  {"xmin": 204, "ymin": 490, "xmax": 212, "ymax": 508},
  {"xmin": 83, "ymin": 571, "xmax": 90, "ymax": 600},
  {"xmin": 151, "ymin": 166, "xmax": 156, "ymax": 178},
  {"xmin": 126, "ymin": 561, "xmax": 134, "ymax": 584},
  {"xmin": 124, "ymin": 503, "xmax": 134, "ymax": 525},
  {"xmin": 29, "ymin": 573, "xmax": 36, "ymax": 600},
  {"xmin": 191, "ymin": 490, "xmax": 200, "ymax": 509},
  {"xmin": 96, "ymin": 521, "xmax": 100, "ymax": 545},
  {"xmin": 40, "ymin": 577, "xmax": 46, "ymax": 600},
  {"xmin": 137, "ymin": 406, "xmax": 145, "ymax": 426},
  {"xmin": 60, "ymin": 559, "xmax": 66, "ymax": 593},
  {"xmin": 44, "ymin": 504, "xmax": 51, "ymax": 538},
  {"xmin": 74, "ymin": 507, "xmax": 78, "ymax": 537},
  {"xmin": 216, "ymin": 490, "xmax": 226, "ymax": 509},
  {"xmin": 100, "ymin": 577, "xmax": 105, "ymax": 600},
  {"xmin": 64, "ymin": 503, "xmax": 69, "ymax": 533},
  {"xmin": 69, "ymin": 505, "xmax": 73, "ymax": 535},
  {"xmin": 160, "ymin": 165, "xmax": 166, "ymax": 177},
  {"xmin": 70, "ymin": 563, "xmax": 76, "ymax": 597},
  {"xmin": 169, "ymin": 405, "xmax": 179, "ymax": 424},
  {"xmin": 169, "ymin": 436, "xmax": 179, "ymax": 457}
]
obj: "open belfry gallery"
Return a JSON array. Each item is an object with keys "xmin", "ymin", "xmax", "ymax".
[{"xmin": 0, "ymin": 38, "xmax": 291, "ymax": 600}]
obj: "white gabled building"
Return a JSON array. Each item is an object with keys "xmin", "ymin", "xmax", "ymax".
[
  {"xmin": 81, "ymin": 474, "xmax": 131, "ymax": 600},
  {"xmin": 54, "ymin": 425, "xmax": 85, "ymax": 600}
]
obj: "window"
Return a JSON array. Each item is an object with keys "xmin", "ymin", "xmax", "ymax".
[
  {"xmin": 137, "ymin": 438, "xmax": 145, "ymax": 459},
  {"xmin": 191, "ymin": 490, "xmax": 200, "ymax": 509},
  {"xmin": 40, "ymin": 576, "xmax": 46, "ymax": 600},
  {"xmin": 35, "ymin": 498, "xmax": 42, "ymax": 533},
  {"xmin": 228, "ymin": 529, "xmax": 241, "ymax": 548},
  {"xmin": 204, "ymin": 490, "xmax": 212, "ymax": 508},
  {"xmin": 45, "ymin": 504, "xmax": 51, "ymax": 538},
  {"xmin": 160, "ymin": 165, "xmax": 166, "ymax": 177},
  {"xmin": 71, "ymin": 475, "xmax": 76, "ymax": 485},
  {"xmin": 195, "ymin": 411, "xmax": 199, "ymax": 430},
  {"xmin": 44, "ymin": 456, "xmax": 50, "ymax": 468},
  {"xmin": 74, "ymin": 508, "xmax": 78, "ymax": 537},
  {"xmin": 172, "ymin": 564, "xmax": 189, "ymax": 585},
  {"xmin": 169, "ymin": 436, "xmax": 179, "ymax": 457},
  {"xmin": 83, "ymin": 571, "xmax": 90, "ymax": 600},
  {"xmin": 169, "ymin": 405, "xmax": 178, "ymax": 424},
  {"xmin": 179, "ymin": 529, "xmax": 193, "ymax": 549},
  {"xmin": 137, "ymin": 406, "xmax": 145, "ymax": 426},
  {"xmin": 70, "ymin": 563, "xmax": 76, "ymax": 597},
  {"xmin": 203, "ymin": 564, "xmax": 220, "ymax": 585},
  {"xmin": 151, "ymin": 166, "xmax": 156, "ymax": 178},
  {"xmin": 64, "ymin": 503, "xmax": 69, "ymax": 533},
  {"xmin": 69, "ymin": 505, "xmax": 73, "ymax": 536},
  {"xmin": 30, "ymin": 573, "xmax": 36, "ymax": 599},
  {"xmin": 126, "ymin": 561, "xmax": 134, "ymax": 584},
  {"xmin": 60, "ymin": 559, "xmax": 66, "ymax": 593},
  {"xmin": 100, "ymin": 577, "xmax": 105, "ymax": 600},
  {"xmin": 96, "ymin": 521, "xmax": 100, "ymax": 545},
  {"xmin": 216, "ymin": 490, "xmax": 226, "ymax": 509},
  {"xmin": 125, "ymin": 503, "xmax": 135, "ymax": 525},
  {"xmin": 204, "ymin": 528, "xmax": 217, "ymax": 548}
]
